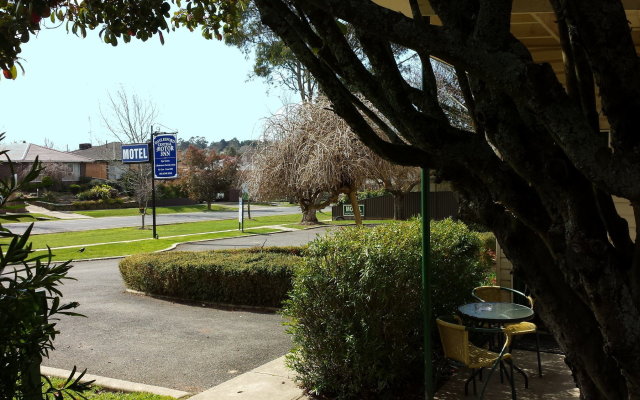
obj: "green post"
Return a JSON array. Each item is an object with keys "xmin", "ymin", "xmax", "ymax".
[{"xmin": 421, "ymin": 168, "xmax": 433, "ymax": 399}]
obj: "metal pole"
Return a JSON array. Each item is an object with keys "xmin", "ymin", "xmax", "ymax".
[
  {"xmin": 150, "ymin": 127, "xmax": 158, "ymax": 239},
  {"xmin": 421, "ymin": 168, "xmax": 433, "ymax": 399}
]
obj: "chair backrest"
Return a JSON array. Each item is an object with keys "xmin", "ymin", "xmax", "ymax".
[
  {"xmin": 473, "ymin": 286, "xmax": 533, "ymax": 307},
  {"xmin": 436, "ymin": 317, "xmax": 469, "ymax": 365}
]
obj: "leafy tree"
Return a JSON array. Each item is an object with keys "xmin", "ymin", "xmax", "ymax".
[
  {"xmin": 244, "ymin": 99, "xmax": 371, "ymax": 224},
  {"xmin": 101, "ymin": 88, "xmax": 155, "ymax": 229},
  {"xmin": 178, "ymin": 136, "xmax": 209, "ymax": 151},
  {"xmin": 0, "ymin": 0, "xmax": 244, "ymax": 77},
  {"xmin": 222, "ymin": 1, "xmax": 317, "ymax": 101},
  {"xmin": 0, "ymin": 135, "xmax": 88, "ymax": 399},
  {"xmin": 181, "ymin": 146, "xmax": 238, "ymax": 210}
]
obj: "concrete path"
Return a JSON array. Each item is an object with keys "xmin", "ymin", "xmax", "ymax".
[
  {"xmin": 189, "ymin": 357, "xmax": 305, "ymax": 400},
  {"xmin": 27, "ymin": 204, "xmax": 92, "ymax": 219}
]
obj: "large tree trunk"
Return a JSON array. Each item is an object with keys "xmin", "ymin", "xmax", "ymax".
[
  {"xmin": 300, "ymin": 201, "xmax": 319, "ymax": 224},
  {"xmin": 391, "ymin": 192, "xmax": 405, "ymax": 220},
  {"xmin": 460, "ymin": 188, "xmax": 632, "ymax": 400},
  {"xmin": 253, "ymin": 1, "xmax": 640, "ymax": 397},
  {"xmin": 347, "ymin": 190, "xmax": 363, "ymax": 225}
]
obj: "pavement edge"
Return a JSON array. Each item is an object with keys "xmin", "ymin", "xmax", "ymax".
[{"xmin": 41, "ymin": 366, "xmax": 191, "ymax": 399}]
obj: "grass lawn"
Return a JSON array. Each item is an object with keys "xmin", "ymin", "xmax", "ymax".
[
  {"xmin": 32, "ymin": 228, "xmax": 277, "ymax": 261},
  {"xmin": 6, "ymin": 213, "xmax": 304, "ymax": 261},
  {"xmin": 41, "ymin": 377, "xmax": 175, "ymax": 400},
  {"xmin": 75, "ymin": 204, "xmax": 236, "ymax": 217},
  {"xmin": 0, "ymin": 213, "xmax": 58, "ymax": 223}
]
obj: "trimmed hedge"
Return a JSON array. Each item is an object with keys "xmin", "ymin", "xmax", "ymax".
[
  {"xmin": 283, "ymin": 218, "xmax": 491, "ymax": 399},
  {"xmin": 119, "ymin": 247, "xmax": 305, "ymax": 308}
]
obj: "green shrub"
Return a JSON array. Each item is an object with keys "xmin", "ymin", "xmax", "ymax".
[
  {"xmin": 70, "ymin": 198, "xmax": 125, "ymax": 210},
  {"xmin": 40, "ymin": 176, "xmax": 53, "ymax": 189},
  {"xmin": 68, "ymin": 184, "xmax": 82, "ymax": 194},
  {"xmin": 76, "ymin": 184, "xmax": 118, "ymax": 201},
  {"xmin": 284, "ymin": 218, "xmax": 489, "ymax": 399},
  {"xmin": 157, "ymin": 182, "xmax": 187, "ymax": 199},
  {"xmin": 119, "ymin": 247, "xmax": 305, "ymax": 308}
]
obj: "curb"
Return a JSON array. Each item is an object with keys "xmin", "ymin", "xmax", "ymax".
[
  {"xmin": 125, "ymin": 289, "xmax": 280, "ymax": 313},
  {"xmin": 41, "ymin": 366, "xmax": 191, "ymax": 398}
]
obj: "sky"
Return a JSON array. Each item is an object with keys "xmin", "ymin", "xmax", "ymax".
[{"xmin": 0, "ymin": 22, "xmax": 293, "ymax": 151}]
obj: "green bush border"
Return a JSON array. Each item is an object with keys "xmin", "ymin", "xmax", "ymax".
[{"xmin": 119, "ymin": 246, "xmax": 305, "ymax": 308}]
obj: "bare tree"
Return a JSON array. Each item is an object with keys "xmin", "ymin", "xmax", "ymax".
[
  {"xmin": 100, "ymin": 88, "xmax": 157, "ymax": 228},
  {"xmin": 369, "ymin": 158, "xmax": 420, "ymax": 220},
  {"xmin": 245, "ymin": 99, "xmax": 372, "ymax": 224},
  {"xmin": 41, "ymin": 163, "xmax": 73, "ymax": 192}
]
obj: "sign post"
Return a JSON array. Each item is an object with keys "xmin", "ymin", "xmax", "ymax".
[
  {"xmin": 150, "ymin": 131, "xmax": 178, "ymax": 239},
  {"xmin": 238, "ymin": 196, "xmax": 244, "ymax": 232},
  {"xmin": 153, "ymin": 133, "xmax": 178, "ymax": 179}
]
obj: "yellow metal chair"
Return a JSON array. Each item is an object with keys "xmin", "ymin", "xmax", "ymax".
[
  {"xmin": 437, "ymin": 316, "xmax": 517, "ymax": 399},
  {"xmin": 472, "ymin": 286, "xmax": 543, "ymax": 377}
]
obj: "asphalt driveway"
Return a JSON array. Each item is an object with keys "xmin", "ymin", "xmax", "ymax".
[
  {"xmin": 43, "ymin": 258, "xmax": 292, "ymax": 393},
  {"xmin": 43, "ymin": 227, "xmax": 340, "ymax": 393}
]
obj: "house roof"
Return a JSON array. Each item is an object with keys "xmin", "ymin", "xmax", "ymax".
[
  {"xmin": 71, "ymin": 142, "xmax": 123, "ymax": 161},
  {"xmin": 0, "ymin": 143, "xmax": 94, "ymax": 163}
]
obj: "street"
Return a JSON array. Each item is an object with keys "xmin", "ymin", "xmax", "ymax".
[{"xmin": 5, "ymin": 205, "xmax": 299, "ymax": 235}]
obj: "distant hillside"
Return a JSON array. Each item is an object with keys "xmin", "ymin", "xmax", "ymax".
[{"xmin": 177, "ymin": 136, "xmax": 259, "ymax": 155}]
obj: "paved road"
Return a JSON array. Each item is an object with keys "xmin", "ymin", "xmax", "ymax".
[
  {"xmin": 5, "ymin": 206, "xmax": 299, "ymax": 235},
  {"xmin": 174, "ymin": 226, "xmax": 337, "ymax": 251},
  {"xmin": 42, "ymin": 228, "xmax": 339, "ymax": 393}
]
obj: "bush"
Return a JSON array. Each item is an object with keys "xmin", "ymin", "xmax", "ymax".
[
  {"xmin": 157, "ymin": 182, "xmax": 187, "ymax": 199},
  {"xmin": 76, "ymin": 184, "xmax": 118, "ymax": 201},
  {"xmin": 119, "ymin": 247, "xmax": 305, "ymax": 308},
  {"xmin": 70, "ymin": 198, "xmax": 125, "ymax": 210},
  {"xmin": 69, "ymin": 184, "xmax": 82, "ymax": 194},
  {"xmin": 40, "ymin": 176, "xmax": 53, "ymax": 189},
  {"xmin": 283, "ymin": 218, "xmax": 490, "ymax": 399}
]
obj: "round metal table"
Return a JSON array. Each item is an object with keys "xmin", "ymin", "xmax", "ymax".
[{"xmin": 458, "ymin": 302, "xmax": 534, "ymax": 324}]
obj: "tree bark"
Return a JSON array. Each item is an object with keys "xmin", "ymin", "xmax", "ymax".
[
  {"xmin": 252, "ymin": 0, "xmax": 640, "ymax": 397},
  {"xmin": 300, "ymin": 201, "xmax": 319, "ymax": 224},
  {"xmin": 392, "ymin": 192, "xmax": 405, "ymax": 220},
  {"xmin": 206, "ymin": 201, "xmax": 212, "ymax": 211},
  {"xmin": 347, "ymin": 190, "xmax": 363, "ymax": 225}
]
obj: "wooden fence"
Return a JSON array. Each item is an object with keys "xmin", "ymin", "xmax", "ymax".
[{"xmin": 331, "ymin": 191, "xmax": 458, "ymax": 220}]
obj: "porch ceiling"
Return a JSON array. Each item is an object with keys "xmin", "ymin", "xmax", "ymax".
[
  {"xmin": 371, "ymin": 1, "xmax": 640, "ymax": 129},
  {"xmin": 372, "ymin": 0, "xmax": 640, "ymax": 83}
]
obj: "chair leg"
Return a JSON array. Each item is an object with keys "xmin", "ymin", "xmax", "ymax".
[
  {"xmin": 511, "ymin": 362, "xmax": 529, "ymax": 389},
  {"xmin": 465, "ymin": 370, "xmax": 480, "ymax": 396},
  {"xmin": 508, "ymin": 360, "xmax": 517, "ymax": 400},
  {"xmin": 535, "ymin": 331, "xmax": 543, "ymax": 377}
]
